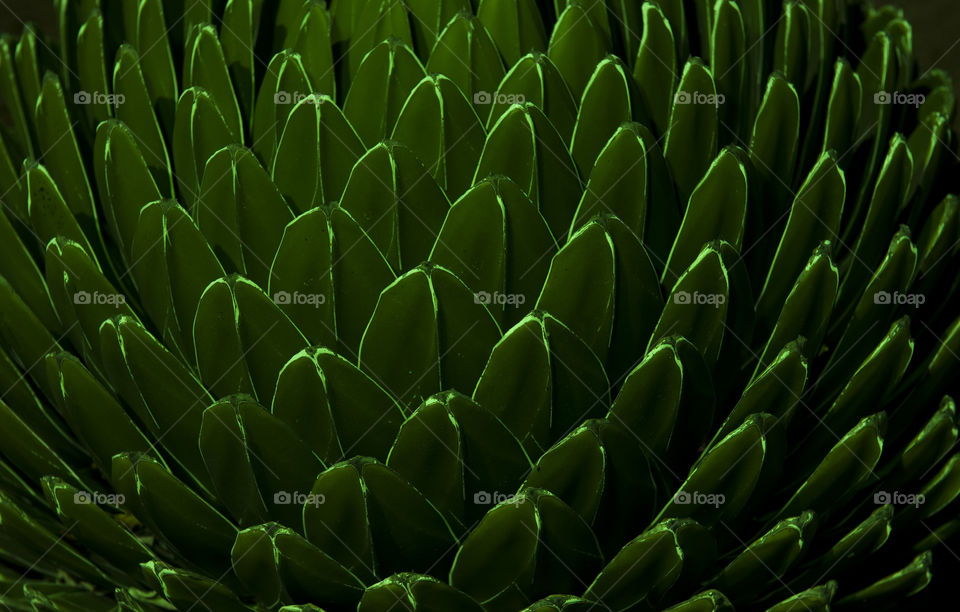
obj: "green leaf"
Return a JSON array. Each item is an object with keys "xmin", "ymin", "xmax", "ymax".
[
  {"xmin": 92, "ymin": 120, "xmax": 162, "ymax": 260},
  {"xmin": 547, "ymin": 3, "xmax": 608, "ymax": 101},
  {"xmin": 251, "ymin": 50, "xmax": 312, "ymax": 164},
  {"xmin": 584, "ymin": 519, "xmax": 689, "ymax": 610},
  {"xmin": 26, "ymin": 163, "xmax": 96, "ymax": 267},
  {"xmin": 343, "ymin": 39, "xmax": 426, "ymax": 148},
  {"xmin": 476, "ymin": 0, "xmax": 548, "ymax": 66},
  {"xmin": 664, "ymin": 58, "xmax": 719, "ymax": 204},
  {"xmin": 124, "ymin": 456, "xmax": 237, "ymax": 576},
  {"xmin": 293, "ymin": 2, "xmax": 336, "ymax": 99},
  {"xmin": 837, "ymin": 552, "xmax": 932, "ymax": 604},
  {"xmin": 200, "ymin": 395, "xmax": 323, "ymax": 528},
  {"xmin": 340, "ymin": 141, "xmax": 450, "ymax": 273},
  {"xmin": 822, "ymin": 59, "xmax": 862, "ymax": 155},
  {"xmin": 128, "ymin": 199, "xmax": 226, "ymax": 359},
  {"xmin": 184, "ymin": 24, "xmax": 243, "ymax": 142},
  {"xmin": 474, "ymin": 312, "xmax": 610, "ymax": 456},
  {"xmin": 273, "ymin": 347, "xmax": 405, "ymax": 464},
  {"xmin": 570, "ymin": 56, "xmax": 635, "ymax": 177},
  {"xmin": 345, "ymin": 0, "xmax": 414, "ymax": 80},
  {"xmin": 632, "ymin": 2, "xmax": 677, "ymax": 137},
  {"xmin": 388, "ymin": 390, "xmax": 532, "ymax": 528},
  {"xmin": 664, "ymin": 147, "xmax": 748, "ymax": 282},
  {"xmin": 484, "ymin": 52, "xmax": 577, "ymax": 143},
  {"xmin": 391, "ymin": 75, "xmax": 486, "ymax": 200},
  {"xmin": 538, "ymin": 215, "xmax": 662, "ymax": 377},
  {"xmin": 569, "ymin": 122, "xmax": 648, "ymax": 239},
  {"xmin": 473, "ymin": 103, "xmax": 581, "ymax": 241},
  {"xmin": 75, "ymin": 10, "xmax": 110, "ymax": 136},
  {"xmin": 780, "ymin": 413, "xmax": 886, "ymax": 517},
  {"xmin": 717, "ymin": 340, "xmax": 806, "ymax": 445},
  {"xmin": 139, "ymin": 560, "xmax": 249, "ymax": 611},
  {"xmin": 359, "ymin": 264, "xmax": 501, "ymax": 410},
  {"xmin": 521, "ymin": 418, "xmax": 657, "ymax": 557},
  {"xmin": 268, "ymin": 206, "xmax": 396, "ymax": 354},
  {"xmin": 662, "ymin": 590, "xmax": 734, "ymax": 612},
  {"xmin": 112, "ymin": 44, "xmax": 174, "ymax": 195},
  {"xmin": 44, "ymin": 352, "xmax": 159, "ymax": 476},
  {"xmin": 42, "ymin": 477, "xmax": 155, "ymax": 577},
  {"xmin": 450, "ymin": 489, "xmax": 602, "ymax": 610},
  {"xmin": 358, "ymin": 573, "xmax": 483, "ymax": 612},
  {"xmin": 406, "ymin": 0, "xmax": 472, "ymax": 58},
  {"xmin": 36, "ymin": 73, "xmax": 96, "ymax": 223},
  {"xmin": 0, "ymin": 37, "xmax": 33, "ymax": 158},
  {"xmin": 0, "ymin": 206, "xmax": 57, "ymax": 330},
  {"xmin": 430, "ymin": 176, "xmax": 556, "ymax": 330},
  {"xmin": 659, "ymin": 414, "xmax": 775, "ymax": 527},
  {"xmin": 193, "ymin": 275, "xmax": 308, "ymax": 405},
  {"xmin": 426, "ymin": 12, "xmax": 505, "ymax": 116},
  {"xmin": 710, "ymin": 0, "xmax": 746, "ymax": 135},
  {"xmin": 134, "ymin": 0, "xmax": 179, "ymax": 136},
  {"xmin": 220, "ymin": 0, "xmax": 256, "ymax": 126},
  {"xmin": 754, "ymin": 242, "xmax": 837, "ymax": 378},
  {"xmin": 272, "ymin": 94, "xmax": 364, "ymax": 213},
  {"xmin": 101, "ymin": 317, "xmax": 212, "ymax": 492},
  {"xmin": 756, "ymin": 151, "xmax": 845, "ymax": 327},
  {"xmin": 197, "ymin": 145, "xmax": 293, "ymax": 286},
  {"xmin": 820, "ymin": 229, "xmax": 916, "ymax": 394},
  {"xmin": 304, "ymin": 458, "xmax": 458, "ymax": 581},
  {"xmin": 0, "ymin": 491, "xmax": 109, "ymax": 586},
  {"xmin": 650, "ymin": 245, "xmax": 730, "ymax": 363},
  {"xmin": 713, "ymin": 511, "xmax": 817, "ymax": 599},
  {"xmin": 749, "ymin": 73, "xmax": 800, "ymax": 208},
  {"xmin": 172, "ymin": 87, "xmax": 236, "ymax": 211},
  {"xmin": 814, "ymin": 317, "xmax": 913, "ymax": 449}
]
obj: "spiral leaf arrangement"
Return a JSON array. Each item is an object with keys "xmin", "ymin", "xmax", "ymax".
[{"xmin": 0, "ymin": 0, "xmax": 957, "ymax": 610}]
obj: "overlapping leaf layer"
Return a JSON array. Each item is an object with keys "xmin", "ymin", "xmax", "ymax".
[{"xmin": 0, "ymin": 0, "xmax": 957, "ymax": 611}]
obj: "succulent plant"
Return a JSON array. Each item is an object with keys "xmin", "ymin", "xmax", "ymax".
[{"xmin": 0, "ymin": 0, "xmax": 958, "ymax": 610}]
